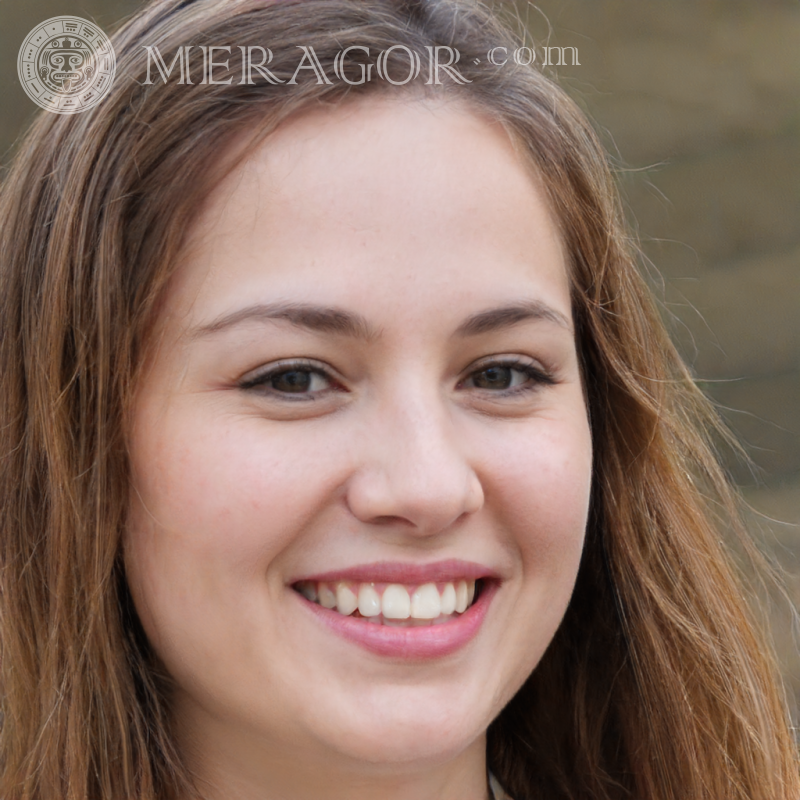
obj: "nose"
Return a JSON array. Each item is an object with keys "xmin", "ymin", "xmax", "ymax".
[{"xmin": 344, "ymin": 391, "xmax": 484, "ymax": 537}]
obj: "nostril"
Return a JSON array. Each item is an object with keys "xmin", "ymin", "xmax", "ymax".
[{"xmin": 371, "ymin": 514, "xmax": 409, "ymax": 527}]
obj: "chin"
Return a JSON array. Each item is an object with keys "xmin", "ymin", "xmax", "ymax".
[
  {"xmin": 307, "ymin": 685, "xmax": 492, "ymax": 766},
  {"xmin": 336, "ymin": 724, "xmax": 481, "ymax": 768}
]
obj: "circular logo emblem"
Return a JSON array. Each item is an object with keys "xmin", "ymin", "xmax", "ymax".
[{"xmin": 18, "ymin": 16, "xmax": 116, "ymax": 114}]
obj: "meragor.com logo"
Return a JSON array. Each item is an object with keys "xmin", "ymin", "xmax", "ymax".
[{"xmin": 17, "ymin": 16, "xmax": 116, "ymax": 114}]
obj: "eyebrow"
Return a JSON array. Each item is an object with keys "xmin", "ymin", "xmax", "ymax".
[
  {"xmin": 192, "ymin": 302, "xmax": 379, "ymax": 341},
  {"xmin": 191, "ymin": 299, "xmax": 572, "ymax": 340},
  {"xmin": 453, "ymin": 300, "xmax": 572, "ymax": 336}
]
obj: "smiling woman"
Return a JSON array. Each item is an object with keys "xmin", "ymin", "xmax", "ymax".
[
  {"xmin": 124, "ymin": 99, "xmax": 592, "ymax": 793},
  {"xmin": 0, "ymin": 2, "xmax": 798, "ymax": 800}
]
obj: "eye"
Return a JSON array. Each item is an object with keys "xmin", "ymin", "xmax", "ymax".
[
  {"xmin": 460, "ymin": 358, "xmax": 554, "ymax": 396},
  {"xmin": 239, "ymin": 360, "xmax": 338, "ymax": 399}
]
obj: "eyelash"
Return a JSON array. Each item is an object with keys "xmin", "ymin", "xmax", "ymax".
[
  {"xmin": 239, "ymin": 357, "xmax": 555, "ymax": 401},
  {"xmin": 458, "ymin": 357, "xmax": 556, "ymax": 396},
  {"xmin": 239, "ymin": 359, "xmax": 336, "ymax": 401}
]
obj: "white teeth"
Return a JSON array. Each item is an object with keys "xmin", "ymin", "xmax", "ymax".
[
  {"xmin": 411, "ymin": 582, "xmax": 441, "ymax": 619},
  {"xmin": 301, "ymin": 578, "xmax": 479, "ymax": 621},
  {"xmin": 455, "ymin": 580, "xmax": 469, "ymax": 614},
  {"xmin": 357, "ymin": 583, "xmax": 382, "ymax": 617},
  {"xmin": 318, "ymin": 583, "xmax": 337, "ymax": 609},
  {"xmin": 335, "ymin": 582, "xmax": 358, "ymax": 616},
  {"xmin": 440, "ymin": 582, "xmax": 457, "ymax": 615},
  {"xmin": 382, "ymin": 584, "xmax": 411, "ymax": 619}
]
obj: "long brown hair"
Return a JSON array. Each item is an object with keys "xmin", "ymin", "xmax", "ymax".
[{"xmin": 1, "ymin": 1, "xmax": 797, "ymax": 798}]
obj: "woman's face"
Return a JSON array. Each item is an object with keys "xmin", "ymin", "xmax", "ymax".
[{"xmin": 125, "ymin": 97, "xmax": 592, "ymax": 792}]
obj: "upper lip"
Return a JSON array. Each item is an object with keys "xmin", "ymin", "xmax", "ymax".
[{"xmin": 291, "ymin": 559, "xmax": 498, "ymax": 586}]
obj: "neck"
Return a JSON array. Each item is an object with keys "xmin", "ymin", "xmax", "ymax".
[{"xmin": 176, "ymin": 712, "xmax": 491, "ymax": 800}]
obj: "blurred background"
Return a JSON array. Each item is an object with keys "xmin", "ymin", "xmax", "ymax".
[{"xmin": 2, "ymin": 0, "xmax": 798, "ymax": 720}]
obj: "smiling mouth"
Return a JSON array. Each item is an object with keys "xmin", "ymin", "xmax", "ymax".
[{"xmin": 293, "ymin": 579, "xmax": 482, "ymax": 626}]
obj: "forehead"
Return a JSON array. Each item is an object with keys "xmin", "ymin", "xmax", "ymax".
[{"xmin": 167, "ymin": 95, "xmax": 570, "ymax": 333}]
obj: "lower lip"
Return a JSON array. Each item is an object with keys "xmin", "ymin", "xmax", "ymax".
[{"xmin": 298, "ymin": 582, "xmax": 497, "ymax": 659}]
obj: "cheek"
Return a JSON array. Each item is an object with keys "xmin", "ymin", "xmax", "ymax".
[
  {"xmin": 504, "ymin": 420, "xmax": 592, "ymax": 665},
  {"xmin": 124, "ymin": 403, "xmax": 324, "ymax": 643},
  {"xmin": 128, "ymin": 404, "xmax": 329, "ymax": 567},
  {"xmin": 532, "ymin": 433, "xmax": 590, "ymax": 576},
  {"xmin": 489, "ymin": 412, "xmax": 592, "ymax": 540},
  {"xmin": 486, "ymin": 411, "xmax": 592, "ymax": 607},
  {"xmin": 124, "ymin": 405, "xmax": 343, "ymax": 699}
]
